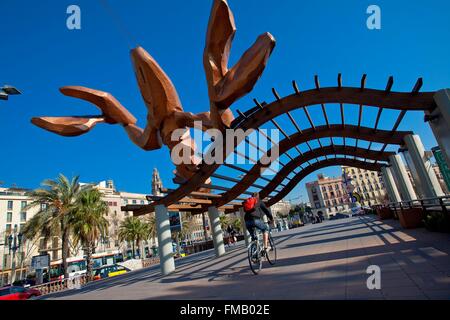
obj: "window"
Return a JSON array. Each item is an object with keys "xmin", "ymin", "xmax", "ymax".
[
  {"xmin": 5, "ymin": 224, "xmax": 12, "ymax": 234},
  {"xmin": 313, "ymin": 195, "xmax": 319, "ymax": 201},
  {"xmin": 113, "ymin": 202, "xmax": 117, "ymax": 206},
  {"xmin": 39, "ymin": 239, "xmax": 47, "ymax": 250},
  {"xmin": 132, "ymin": 200, "xmax": 137, "ymax": 204},
  {"xmin": 311, "ymin": 187, "xmax": 316, "ymax": 193},
  {"xmin": 315, "ymin": 203, "xmax": 320, "ymax": 209},
  {"xmin": 328, "ymin": 186, "xmax": 333, "ymax": 191},
  {"xmin": 7, "ymin": 201, "xmax": 13, "ymax": 210},
  {"xmin": 335, "ymin": 184, "xmax": 339, "ymax": 190},
  {"xmin": 6, "ymin": 212, "xmax": 12, "ymax": 223},
  {"xmin": 20, "ymin": 212, "xmax": 26, "ymax": 222},
  {"xmin": 21, "ymin": 201, "xmax": 27, "ymax": 210},
  {"xmin": 140, "ymin": 200, "xmax": 145, "ymax": 205},
  {"xmin": 20, "ymin": 223, "xmax": 25, "ymax": 231},
  {"xmin": 322, "ymin": 186, "xmax": 326, "ymax": 192},
  {"xmin": 40, "ymin": 203, "xmax": 47, "ymax": 210},
  {"xmin": 52, "ymin": 237, "xmax": 59, "ymax": 249}
]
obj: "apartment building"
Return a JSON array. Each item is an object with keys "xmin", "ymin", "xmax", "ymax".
[
  {"xmin": 0, "ymin": 187, "xmax": 40, "ymax": 284},
  {"xmin": 306, "ymin": 174, "xmax": 350, "ymax": 218},
  {"xmin": 342, "ymin": 166, "xmax": 388, "ymax": 206},
  {"xmin": 270, "ymin": 200, "xmax": 292, "ymax": 217}
]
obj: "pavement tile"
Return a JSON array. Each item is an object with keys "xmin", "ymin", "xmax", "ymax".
[
  {"xmin": 381, "ymin": 286, "xmax": 425, "ymax": 299},
  {"xmin": 40, "ymin": 217, "xmax": 450, "ymax": 300},
  {"xmin": 422, "ymin": 289, "xmax": 450, "ymax": 300}
]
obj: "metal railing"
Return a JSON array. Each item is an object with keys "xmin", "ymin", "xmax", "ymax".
[
  {"xmin": 373, "ymin": 195, "xmax": 450, "ymax": 216},
  {"xmin": 141, "ymin": 257, "xmax": 160, "ymax": 268},
  {"xmin": 30, "ymin": 274, "xmax": 88, "ymax": 295}
]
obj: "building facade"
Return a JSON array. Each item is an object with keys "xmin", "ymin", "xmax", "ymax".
[
  {"xmin": 306, "ymin": 174, "xmax": 350, "ymax": 218},
  {"xmin": 270, "ymin": 200, "xmax": 292, "ymax": 217},
  {"xmin": 342, "ymin": 166, "xmax": 388, "ymax": 206},
  {"xmin": 0, "ymin": 187, "xmax": 40, "ymax": 284}
]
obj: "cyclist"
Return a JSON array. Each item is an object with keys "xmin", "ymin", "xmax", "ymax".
[{"xmin": 243, "ymin": 192, "xmax": 274, "ymax": 252}]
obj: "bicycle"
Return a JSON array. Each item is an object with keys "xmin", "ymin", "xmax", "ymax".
[{"xmin": 247, "ymin": 225, "xmax": 277, "ymax": 275}]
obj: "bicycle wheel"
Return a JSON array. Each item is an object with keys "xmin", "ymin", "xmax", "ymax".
[
  {"xmin": 265, "ymin": 234, "xmax": 277, "ymax": 265},
  {"xmin": 248, "ymin": 242, "xmax": 262, "ymax": 275}
]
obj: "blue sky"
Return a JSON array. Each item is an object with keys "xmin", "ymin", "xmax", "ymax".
[{"xmin": 0, "ymin": 0, "xmax": 449, "ymax": 204}]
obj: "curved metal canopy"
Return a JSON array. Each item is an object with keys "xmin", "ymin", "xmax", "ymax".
[{"xmin": 126, "ymin": 75, "xmax": 435, "ymax": 216}]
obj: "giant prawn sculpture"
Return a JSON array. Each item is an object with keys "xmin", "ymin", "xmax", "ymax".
[{"xmin": 32, "ymin": 0, "xmax": 275, "ymax": 186}]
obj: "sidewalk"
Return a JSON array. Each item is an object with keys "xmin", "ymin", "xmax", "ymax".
[{"xmin": 43, "ymin": 216, "xmax": 450, "ymax": 300}]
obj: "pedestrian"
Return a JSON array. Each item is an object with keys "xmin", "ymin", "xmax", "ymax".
[{"xmin": 226, "ymin": 224, "xmax": 237, "ymax": 246}]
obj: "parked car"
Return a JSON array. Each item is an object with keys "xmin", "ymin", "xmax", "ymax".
[
  {"xmin": 92, "ymin": 264, "xmax": 130, "ymax": 281},
  {"xmin": 329, "ymin": 213, "xmax": 349, "ymax": 220},
  {"xmin": 12, "ymin": 278, "xmax": 36, "ymax": 288},
  {"xmin": 0, "ymin": 286, "xmax": 41, "ymax": 300}
]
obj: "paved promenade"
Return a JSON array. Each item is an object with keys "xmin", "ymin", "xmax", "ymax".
[{"xmin": 43, "ymin": 216, "xmax": 450, "ymax": 300}]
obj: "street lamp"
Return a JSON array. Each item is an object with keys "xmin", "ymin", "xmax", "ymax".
[
  {"xmin": 7, "ymin": 224, "xmax": 23, "ymax": 284},
  {"xmin": 0, "ymin": 85, "xmax": 21, "ymax": 100}
]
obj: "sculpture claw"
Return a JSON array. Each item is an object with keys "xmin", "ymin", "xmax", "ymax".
[
  {"xmin": 60, "ymin": 86, "xmax": 137, "ymax": 125},
  {"xmin": 204, "ymin": 0, "xmax": 276, "ymax": 128},
  {"xmin": 215, "ymin": 32, "xmax": 276, "ymax": 108},
  {"xmin": 31, "ymin": 116, "xmax": 105, "ymax": 137}
]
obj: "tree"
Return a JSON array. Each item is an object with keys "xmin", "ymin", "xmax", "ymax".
[
  {"xmin": 71, "ymin": 188, "xmax": 109, "ymax": 281},
  {"xmin": 219, "ymin": 214, "xmax": 230, "ymax": 231},
  {"xmin": 22, "ymin": 174, "xmax": 82, "ymax": 279},
  {"xmin": 180, "ymin": 212, "xmax": 195, "ymax": 240},
  {"xmin": 231, "ymin": 216, "xmax": 241, "ymax": 233},
  {"xmin": 145, "ymin": 214, "xmax": 157, "ymax": 245},
  {"xmin": 118, "ymin": 216, "xmax": 148, "ymax": 259}
]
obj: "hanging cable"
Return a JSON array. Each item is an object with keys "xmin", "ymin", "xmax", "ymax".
[{"xmin": 97, "ymin": 0, "xmax": 137, "ymax": 49}]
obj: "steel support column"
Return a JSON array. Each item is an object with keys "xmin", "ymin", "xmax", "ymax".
[
  {"xmin": 207, "ymin": 207, "xmax": 226, "ymax": 258},
  {"xmin": 402, "ymin": 134, "xmax": 444, "ymax": 198},
  {"xmin": 428, "ymin": 89, "xmax": 450, "ymax": 167},
  {"xmin": 389, "ymin": 154, "xmax": 417, "ymax": 201},
  {"xmin": 155, "ymin": 204, "xmax": 175, "ymax": 276},
  {"xmin": 381, "ymin": 166, "xmax": 401, "ymax": 202}
]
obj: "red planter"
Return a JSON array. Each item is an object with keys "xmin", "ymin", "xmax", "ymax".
[
  {"xmin": 377, "ymin": 207, "xmax": 393, "ymax": 220},
  {"xmin": 398, "ymin": 208, "xmax": 425, "ymax": 229}
]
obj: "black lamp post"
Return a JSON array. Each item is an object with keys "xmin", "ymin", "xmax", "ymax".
[
  {"xmin": 0, "ymin": 85, "xmax": 21, "ymax": 100},
  {"xmin": 7, "ymin": 224, "xmax": 23, "ymax": 284}
]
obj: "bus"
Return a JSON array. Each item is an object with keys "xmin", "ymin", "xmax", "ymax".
[{"xmin": 49, "ymin": 251, "xmax": 123, "ymax": 281}]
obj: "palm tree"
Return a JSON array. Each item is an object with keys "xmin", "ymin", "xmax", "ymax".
[
  {"xmin": 71, "ymin": 188, "xmax": 109, "ymax": 281},
  {"xmin": 118, "ymin": 216, "xmax": 148, "ymax": 259},
  {"xmin": 22, "ymin": 174, "xmax": 82, "ymax": 279},
  {"xmin": 219, "ymin": 214, "xmax": 230, "ymax": 231},
  {"xmin": 180, "ymin": 212, "xmax": 195, "ymax": 240},
  {"xmin": 231, "ymin": 216, "xmax": 241, "ymax": 233},
  {"xmin": 145, "ymin": 214, "xmax": 158, "ymax": 254}
]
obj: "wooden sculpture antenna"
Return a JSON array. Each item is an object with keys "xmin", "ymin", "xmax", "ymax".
[{"xmin": 31, "ymin": 0, "xmax": 275, "ymax": 184}]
